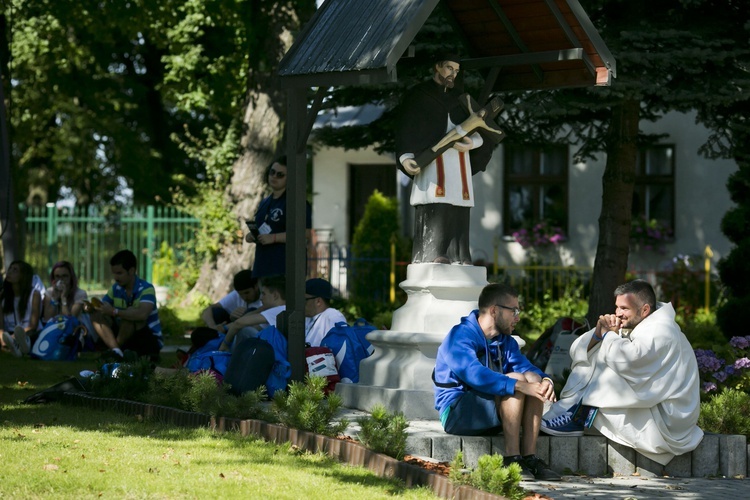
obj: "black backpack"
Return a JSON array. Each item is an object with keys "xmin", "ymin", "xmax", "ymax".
[{"xmin": 223, "ymin": 337, "xmax": 275, "ymax": 396}]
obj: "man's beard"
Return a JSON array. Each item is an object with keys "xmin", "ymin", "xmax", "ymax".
[{"xmin": 436, "ymin": 73, "xmax": 455, "ymax": 89}]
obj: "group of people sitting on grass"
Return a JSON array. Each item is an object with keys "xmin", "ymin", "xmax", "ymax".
[
  {"xmin": 1, "ymin": 249, "xmax": 164, "ymax": 361},
  {"xmin": 1, "ymin": 248, "xmax": 346, "ymax": 367}
]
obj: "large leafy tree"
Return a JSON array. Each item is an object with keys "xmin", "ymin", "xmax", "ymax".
[
  {"xmin": 317, "ymin": 0, "xmax": 750, "ymax": 322},
  {"xmin": 2, "ymin": 0, "xmax": 316, "ymax": 298}
]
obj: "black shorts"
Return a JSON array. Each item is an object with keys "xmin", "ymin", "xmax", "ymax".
[{"xmin": 121, "ymin": 325, "xmax": 162, "ymax": 361}]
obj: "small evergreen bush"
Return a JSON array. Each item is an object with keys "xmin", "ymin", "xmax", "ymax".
[
  {"xmin": 272, "ymin": 375, "xmax": 348, "ymax": 436},
  {"xmin": 356, "ymin": 404, "xmax": 408, "ymax": 460},
  {"xmin": 449, "ymin": 451, "xmax": 526, "ymax": 500},
  {"xmin": 91, "ymin": 357, "xmax": 153, "ymax": 401},
  {"xmin": 698, "ymin": 388, "xmax": 750, "ymax": 436}
]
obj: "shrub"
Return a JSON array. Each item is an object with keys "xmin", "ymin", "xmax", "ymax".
[
  {"xmin": 356, "ymin": 404, "xmax": 408, "ymax": 460},
  {"xmin": 91, "ymin": 357, "xmax": 153, "ymax": 401},
  {"xmin": 694, "ymin": 335, "xmax": 750, "ymax": 396},
  {"xmin": 158, "ymin": 306, "xmax": 185, "ymax": 339},
  {"xmin": 698, "ymin": 388, "xmax": 750, "ymax": 437},
  {"xmin": 514, "ymin": 284, "xmax": 588, "ymax": 343},
  {"xmin": 272, "ymin": 375, "xmax": 349, "ymax": 436},
  {"xmin": 350, "ymin": 190, "xmax": 410, "ymax": 311},
  {"xmin": 678, "ymin": 308, "xmax": 724, "ymax": 349},
  {"xmin": 449, "ymin": 451, "xmax": 525, "ymax": 500}
]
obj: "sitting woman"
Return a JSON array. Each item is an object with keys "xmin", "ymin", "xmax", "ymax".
[
  {"xmin": 42, "ymin": 261, "xmax": 88, "ymax": 322},
  {"xmin": 1, "ymin": 261, "xmax": 43, "ymax": 357}
]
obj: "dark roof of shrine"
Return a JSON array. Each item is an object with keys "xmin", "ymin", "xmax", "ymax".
[{"xmin": 278, "ymin": 0, "xmax": 616, "ymax": 91}]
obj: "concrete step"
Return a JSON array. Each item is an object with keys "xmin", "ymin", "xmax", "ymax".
[{"xmin": 403, "ymin": 432, "xmax": 747, "ymax": 478}]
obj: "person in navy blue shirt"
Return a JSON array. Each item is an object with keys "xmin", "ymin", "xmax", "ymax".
[
  {"xmin": 89, "ymin": 249, "xmax": 162, "ymax": 361},
  {"xmin": 245, "ymin": 156, "xmax": 313, "ymax": 278},
  {"xmin": 433, "ymin": 283, "xmax": 561, "ymax": 481}
]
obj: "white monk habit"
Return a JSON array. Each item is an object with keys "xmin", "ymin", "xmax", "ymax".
[{"xmin": 544, "ymin": 302, "xmax": 703, "ymax": 464}]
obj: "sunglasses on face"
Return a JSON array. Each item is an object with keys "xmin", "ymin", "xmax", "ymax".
[{"xmin": 269, "ymin": 169, "xmax": 286, "ymax": 179}]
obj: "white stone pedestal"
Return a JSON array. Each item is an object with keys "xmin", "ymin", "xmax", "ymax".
[{"xmin": 336, "ymin": 263, "xmax": 488, "ymax": 419}]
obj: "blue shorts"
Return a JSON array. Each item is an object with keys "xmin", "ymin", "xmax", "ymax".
[{"xmin": 442, "ymin": 390, "xmax": 502, "ymax": 436}]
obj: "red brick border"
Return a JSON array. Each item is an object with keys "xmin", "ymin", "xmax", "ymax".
[{"xmin": 60, "ymin": 393, "xmax": 506, "ymax": 499}]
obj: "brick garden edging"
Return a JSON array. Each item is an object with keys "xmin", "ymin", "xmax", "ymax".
[{"xmin": 59, "ymin": 392, "xmax": 505, "ymax": 500}]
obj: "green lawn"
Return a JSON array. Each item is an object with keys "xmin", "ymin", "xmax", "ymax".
[{"xmin": 0, "ymin": 354, "xmax": 437, "ymax": 499}]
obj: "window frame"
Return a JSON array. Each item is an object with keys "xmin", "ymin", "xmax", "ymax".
[{"xmin": 502, "ymin": 144, "xmax": 569, "ymax": 236}]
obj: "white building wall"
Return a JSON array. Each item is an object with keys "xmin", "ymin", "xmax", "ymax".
[{"xmin": 312, "ymin": 111, "xmax": 736, "ymax": 270}]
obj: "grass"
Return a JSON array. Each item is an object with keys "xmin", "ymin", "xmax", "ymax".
[{"xmin": 0, "ymin": 353, "xmax": 437, "ymax": 499}]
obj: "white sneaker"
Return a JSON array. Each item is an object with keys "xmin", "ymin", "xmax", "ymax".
[
  {"xmin": 2, "ymin": 331, "xmax": 22, "ymax": 358},
  {"xmin": 14, "ymin": 326, "xmax": 30, "ymax": 355}
]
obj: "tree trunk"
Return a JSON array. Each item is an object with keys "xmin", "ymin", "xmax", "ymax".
[
  {"xmin": 586, "ymin": 99, "xmax": 640, "ymax": 325},
  {"xmin": 189, "ymin": 92, "xmax": 283, "ymax": 301}
]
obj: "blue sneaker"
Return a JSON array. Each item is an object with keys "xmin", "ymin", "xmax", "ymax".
[{"xmin": 541, "ymin": 405, "xmax": 585, "ymax": 437}]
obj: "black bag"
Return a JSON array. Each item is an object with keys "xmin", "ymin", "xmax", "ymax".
[
  {"xmin": 223, "ymin": 337, "xmax": 275, "ymax": 396},
  {"xmin": 24, "ymin": 376, "xmax": 89, "ymax": 404}
]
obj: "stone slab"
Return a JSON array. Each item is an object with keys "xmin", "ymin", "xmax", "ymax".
[
  {"xmin": 431, "ymin": 434, "xmax": 462, "ymax": 463},
  {"xmin": 664, "ymin": 452, "xmax": 692, "ymax": 478},
  {"xmin": 636, "ymin": 452, "xmax": 666, "ymax": 477},
  {"xmin": 578, "ymin": 436, "xmax": 607, "ymax": 476},
  {"xmin": 720, "ymin": 434, "xmax": 747, "ymax": 478},
  {"xmin": 692, "ymin": 433, "xmax": 720, "ymax": 477},
  {"xmin": 461, "ymin": 436, "xmax": 492, "ymax": 469},
  {"xmin": 550, "ymin": 436, "xmax": 578, "ymax": 473},
  {"xmin": 608, "ymin": 441, "xmax": 636, "ymax": 476}
]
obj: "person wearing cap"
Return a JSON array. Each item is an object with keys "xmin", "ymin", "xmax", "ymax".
[
  {"xmin": 396, "ymin": 53, "xmax": 495, "ymax": 265},
  {"xmin": 200, "ymin": 269, "xmax": 263, "ymax": 330},
  {"xmin": 304, "ymin": 278, "xmax": 346, "ymax": 347}
]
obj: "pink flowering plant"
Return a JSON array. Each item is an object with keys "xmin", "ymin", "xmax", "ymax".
[
  {"xmin": 630, "ymin": 216, "xmax": 673, "ymax": 254},
  {"xmin": 695, "ymin": 335, "xmax": 750, "ymax": 395},
  {"xmin": 512, "ymin": 220, "xmax": 566, "ymax": 249}
]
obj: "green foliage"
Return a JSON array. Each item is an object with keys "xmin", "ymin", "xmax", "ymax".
[
  {"xmin": 144, "ymin": 369, "xmax": 193, "ymax": 408},
  {"xmin": 350, "ymin": 190, "xmax": 409, "ymax": 311},
  {"xmin": 473, "ymin": 455, "xmax": 526, "ymax": 500},
  {"xmin": 158, "ymin": 306, "xmax": 185, "ymax": 340},
  {"xmin": 272, "ymin": 375, "xmax": 348, "ymax": 436},
  {"xmin": 449, "ymin": 451, "xmax": 525, "ymax": 500},
  {"xmin": 677, "ymin": 308, "xmax": 724, "ymax": 349},
  {"xmin": 698, "ymin": 389, "xmax": 750, "ymax": 437},
  {"xmin": 659, "ymin": 254, "xmax": 722, "ymax": 315},
  {"xmin": 356, "ymin": 404, "xmax": 409, "ymax": 460},
  {"xmin": 718, "ymin": 296, "xmax": 750, "ymax": 342},
  {"xmin": 514, "ymin": 284, "xmax": 588, "ymax": 343},
  {"xmin": 90, "ymin": 358, "xmax": 153, "ymax": 401}
]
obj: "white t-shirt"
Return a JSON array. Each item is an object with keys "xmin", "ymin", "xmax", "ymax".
[
  {"xmin": 260, "ymin": 305, "xmax": 286, "ymax": 328},
  {"xmin": 217, "ymin": 290, "xmax": 261, "ymax": 313},
  {"xmin": 305, "ymin": 307, "xmax": 347, "ymax": 347}
]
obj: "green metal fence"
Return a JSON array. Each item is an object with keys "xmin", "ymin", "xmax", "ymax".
[{"xmin": 22, "ymin": 204, "xmax": 199, "ymax": 290}]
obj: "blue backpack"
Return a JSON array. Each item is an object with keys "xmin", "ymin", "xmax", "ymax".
[
  {"xmin": 257, "ymin": 326, "xmax": 292, "ymax": 397},
  {"xmin": 31, "ymin": 315, "xmax": 85, "ymax": 361},
  {"xmin": 320, "ymin": 318, "xmax": 376, "ymax": 383},
  {"xmin": 186, "ymin": 335, "xmax": 230, "ymax": 380}
]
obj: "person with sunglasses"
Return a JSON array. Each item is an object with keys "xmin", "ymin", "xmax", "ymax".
[
  {"xmin": 433, "ymin": 283, "xmax": 561, "ymax": 481},
  {"xmin": 245, "ymin": 156, "xmax": 313, "ymax": 279}
]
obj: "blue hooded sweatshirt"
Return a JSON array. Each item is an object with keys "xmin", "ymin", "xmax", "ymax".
[{"xmin": 433, "ymin": 310, "xmax": 547, "ymax": 417}]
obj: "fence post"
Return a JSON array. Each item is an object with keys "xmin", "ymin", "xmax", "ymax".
[
  {"xmin": 45, "ymin": 202, "xmax": 57, "ymax": 273},
  {"xmin": 146, "ymin": 205, "xmax": 155, "ymax": 284},
  {"xmin": 704, "ymin": 245, "xmax": 713, "ymax": 311}
]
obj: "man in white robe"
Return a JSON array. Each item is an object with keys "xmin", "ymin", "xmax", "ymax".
[{"xmin": 541, "ymin": 279, "xmax": 703, "ymax": 465}]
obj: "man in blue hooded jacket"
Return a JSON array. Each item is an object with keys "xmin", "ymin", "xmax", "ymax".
[{"xmin": 433, "ymin": 283, "xmax": 561, "ymax": 481}]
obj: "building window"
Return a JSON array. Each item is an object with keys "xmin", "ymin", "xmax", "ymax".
[
  {"xmin": 633, "ymin": 145, "xmax": 675, "ymax": 234},
  {"xmin": 503, "ymin": 144, "xmax": 568, "ymax": 235}
]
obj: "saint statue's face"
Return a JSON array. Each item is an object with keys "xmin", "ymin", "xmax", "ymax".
[{"xmin": 434, "ymin": 61, "xmax": 460, "ymax": 89}]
